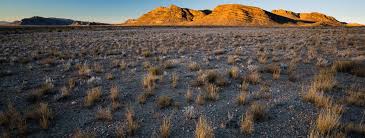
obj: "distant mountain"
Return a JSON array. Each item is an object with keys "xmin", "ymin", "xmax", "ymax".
[
  {"xmin": 0, "ymin": 21, "xmax": 11, "ymax": 25},
  {"xmin": 21, "ymin": 16, "xmax": 74, "ymax": 25},
  {"xmin": 123, "ymin": 4, "xmax": 348, "ymax": 26},
  {"xmin": 19, "ymin": 16, "xmax": 109, "ymax": 26}
]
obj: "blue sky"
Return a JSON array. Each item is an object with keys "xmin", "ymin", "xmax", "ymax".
[{"xmin": 1, "ymin": 0, "xmax": 364, "ymax": 24}]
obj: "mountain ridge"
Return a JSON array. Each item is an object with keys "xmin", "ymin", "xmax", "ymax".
[{"xmin": 123, "ymin": 4, "xmax": 349, "ymax": 26}]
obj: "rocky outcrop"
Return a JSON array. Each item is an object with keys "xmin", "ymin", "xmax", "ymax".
[
  {"xmin": 125, "ymin": 5, "xmax": 209, "ymax": 25},
  {"xmin": 272, "ymin": 9, "xmax": 342, "ymax": 25},
  {"xmin": 124, "ymin": 4, "xmax": 346, "ymax": 26}
]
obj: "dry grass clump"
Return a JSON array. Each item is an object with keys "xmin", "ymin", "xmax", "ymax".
[
  {"xmin": 227, "ymin": 55, "xmax": 236, "ymax": 65},
  {"xmin": 196, "ymin": 94, "xmax": 205, "ymax": 105},
  {"xmin": 30, "ymin": 80, "xmax": 54, "ymax": 100},
  {"xmin": 228, "ymin": 66, "xmax": 239, "ymax": 79},
  {"xmin": 271, "ymin": 66, "xmax": 281, "ymax": 80},
  {"xmin": 332, "ymin": 60, "xmax": 354, "ymax": 72},
  {"xmin": 331, "ymin": 60, "xmax": 365, "ymax": 77},
  {"xmin": 240, "ymin": 112, "xmax": 254, "ymax": 134},
  {"xmin": 313, "ymin": 69, "xmax": 336, "ymax": 92},
  {"xmin": 241, "ymin": 81, "xmax": 249, "ymax": 92},
  {"xmin": 105, "ymin": 72, "xmax": 114, "ymax": 80},
  {"xmin": 96, "ymin": 107, "xmax": 112, "ymax": 121},
  {"xmin": 345, "ymin": 89, "xmax": 365, "ymax": 107},
  {"xmin": 237, "ymin": 91, "xmax": 248, "ymax": 105},
  {"xmin": 110, "ymin": 85, "xmax": 121, "ymax": 110},
  {"xmin": 186, "ymin": 89, "xmax": 193, "ymax": 102},
  {"xmin": 245, "ymin": 71, "xmax": 260, "ymax": 85},
  {"xmin": 188, "ymin": 62, "xmax": 200, "ymax": 71},
  {"xmin": 60, "ymin": 86, "xmax": 70, "ymax": 98},
  {"xmin": 93, "ymin": 63, "xmax": 103, "ymax": 73},
  {"xmin": 303, "ymin": 84, "xmax": 333, "ymax": 108},
  {"xmin": 249, "ymin": 102, "xmax": 267, "ymax": 121},
  {"xmin": 315, "ymin": 108, "xmax": 342, "ymax": 135},
  {"xmin": 195, "ymin": 116, "xmax": 214, "ymax": 138},
  {"xmin": 125, "ymin": 107, "xmax": 139, "ymax": 136},
  {"xmin": 148, "ymin": 66, "xmax": 162, "ymax": 76},
  {"xmin": 137, "ymin": 94, "xmax": 147, "ymax": 104},
  {"xmin": 163, "ymin": 59, "xmax": 178, "ymax": 69},
  {"xmin": 160, "ymin": 116, "xmax": 171, "ymax": 138},
  {"xmin": 143, "ymin": 73, "xmax": 159, "ymax": 91},
  {"xmin": 194, "ymin": 70, "xmax": 227, "ymax": 86},
  {"xmin": 157, "ymin": 96, "xmax": 173, "ymax": 109},
  {"xmin": 37, "ymin": 103, "xmax": 52, "ymax": 129},
  {"xmin": 257, "ymin": 53, "xmax": 268, "ymax": 64},
  {"xmin": 254, "ymin": 84, "xmax": 272, "ymax": 99},
  {"xmin": 308, "ymin": 129, "xmax": 345, "ymax": 138},
  {"xmin": 171, "ymin": 73, "xmax": 179, "ymax": 88},
  {"xmin": 345, "ymin": 122, "xmax": 365, "ymax": 134},
  {"xmin": 204, "ymin": 83, "xmax": 219, "ymax": 101},
  {"xmin": 142, "ymin": 50, "xmax": 151, "ymax": 57},
  {"xmin": 116, "ymin": 124, "xmax": 126, "ymax": 138},
  {"xmin": 1, "ymin": 103, "xmax": 27, "ymax": 134},
  {"xmin": 73, "ymin": 129, "xmax": 96, "ymax": 138},
  {"xmin": 77, "ymin": 63, "xmax": 91, "ymax": 76},
  {"xmin": 110, "ymin": 85, "xmax": 119, "ymax": 101},
  {"xmin": 84, "ymin": 87, "xmax": 102, "ymax": 107},
  {"xmin": 68, "ymin": 78, "xmax": 76, "ymax": 89}
]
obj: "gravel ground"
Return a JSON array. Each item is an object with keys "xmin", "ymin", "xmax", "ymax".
[{"xmin": 0, "ymin": 27, "xmax": 364, "ymax": 137}]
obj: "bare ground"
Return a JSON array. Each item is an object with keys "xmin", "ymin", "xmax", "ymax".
[{"xmin": 0, "ymin": 27, "xmax": 364, "ymax": 137}]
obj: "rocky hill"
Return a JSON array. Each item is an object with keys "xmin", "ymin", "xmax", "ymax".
[
  {"xmin": 272, "ymin": 9, "xmax": 342, "ymax": 26},
  {"xmin": 123, "ymin": 4, "xmax": 346, "ymax": 26},
  {"xmin": 125, "ymin": 5, "xmax": 209, "ymax": 25}
]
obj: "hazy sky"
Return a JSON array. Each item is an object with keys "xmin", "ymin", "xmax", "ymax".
[{"xmin": 1, "ymin": 0, "xmax": 364, "ymax": 24}]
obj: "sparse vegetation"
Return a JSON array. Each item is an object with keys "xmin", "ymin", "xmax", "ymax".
[{"xmin": 1, "ymin": 26, "xmax": 364, "ymax": 137}]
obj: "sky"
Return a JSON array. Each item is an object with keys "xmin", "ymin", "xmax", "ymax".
[{"xmin": 0, "ymin": 0, "xmax": 364, "ymax": 24}]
